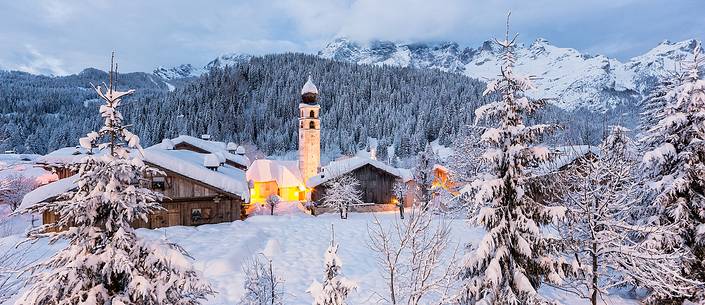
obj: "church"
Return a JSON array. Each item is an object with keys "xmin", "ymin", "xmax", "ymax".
[{"xmin": 247, "ymin": 76, "xmax": 413, "ymax": 208}]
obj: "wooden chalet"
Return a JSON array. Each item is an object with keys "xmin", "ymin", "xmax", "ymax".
[{"xmin": 21, "ymin": 135, "xmax": 251, "ymax": 229}]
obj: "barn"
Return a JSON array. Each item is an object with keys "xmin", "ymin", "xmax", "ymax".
[{"xmin": 306, "ymin": 156, "xmax": 413, "ymax": 210}]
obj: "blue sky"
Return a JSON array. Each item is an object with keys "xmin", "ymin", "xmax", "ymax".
[{"xmin": 0, "ymin": 0, "xmax": 702, "ymax": 75}]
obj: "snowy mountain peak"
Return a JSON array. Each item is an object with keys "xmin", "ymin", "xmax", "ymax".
[
  {"xmin": 154, "ymin": 54, "xmax": 252, "ymax": 80},
  {"xmin": 319, "ymin": 37, "xmax": 703, "ymax": 110}
]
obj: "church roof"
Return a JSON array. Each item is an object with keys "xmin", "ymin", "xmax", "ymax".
[
  {"xmin": 246, "ymin": 159, "xmax": 303, "ymax": 188},
  {"xmin": 301, "ymin": 75, "xmax": 318, "ymax": 95}
]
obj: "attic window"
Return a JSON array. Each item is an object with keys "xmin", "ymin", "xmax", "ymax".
[{"xmin": 151, "ymin": 176, "xmax": 166, "ymax": 190}]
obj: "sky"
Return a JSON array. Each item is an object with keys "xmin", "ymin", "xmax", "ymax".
[{"xmin": 0, "ymin": 0, "xmax": 703, "ymax": 75}]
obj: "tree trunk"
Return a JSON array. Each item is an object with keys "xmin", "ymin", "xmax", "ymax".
[{"xmin": 591, "ymin": 240, "xmax": 598, "ymax": 305}]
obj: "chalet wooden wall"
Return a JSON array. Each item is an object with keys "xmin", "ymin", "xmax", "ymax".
[
  {"xmin": 312, "ymin": 164, "xmax": 398, "ymax": 204},
  {"xmin": 141, "ymin": 166, "xmax": 246, "ymax": 228}
]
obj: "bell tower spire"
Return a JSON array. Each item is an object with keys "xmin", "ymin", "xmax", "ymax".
[{"xmin": 299, "ymin": 74, "xmax": 321, "ymax": 183}]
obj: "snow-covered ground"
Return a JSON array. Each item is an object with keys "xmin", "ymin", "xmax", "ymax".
[{"xmin": 0, "ymin": 205, "xmax": 639, "ymax": 305}]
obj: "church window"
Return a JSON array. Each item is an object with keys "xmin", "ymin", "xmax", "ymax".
[
  {"xmin": 309, "ymin": 121, "xmax": 315, "ymax": 129},
  {"xmin": 309, "ymin": 110, "xmax": 315, "ymax": 118}
]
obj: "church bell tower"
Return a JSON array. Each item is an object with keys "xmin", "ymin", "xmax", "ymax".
[{"xmin": 299, "ymin": 75, "xmax": 321, "ymax": 182}]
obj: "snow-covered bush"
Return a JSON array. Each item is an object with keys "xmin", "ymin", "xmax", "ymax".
[
  {"xmin": 240, "ymin": 255, "xmax": 285, "ymax": 305},
  {"xmin": 321, "ymin": 174, "xmax": 363, "ymax": 219},
  {"xmin": 14, "ymin": 62, "xmax": 214, "ymax": 305},
  {"xmin": 457, "ymin": 14, "xmax": 571, "ymax": 305},
  {"xmin": 308, "ymin": 241, "xmax": 357, "ymax": 305},
  {"xmin": 266, "ymin": 194, "xmax": 281, "ymax": 216},
  {"xmin": 368, "ymin": 207, "xmax": 456, "ymax": 305}
]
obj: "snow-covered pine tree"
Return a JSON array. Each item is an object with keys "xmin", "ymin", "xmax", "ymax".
[
  {"xmin": 321, "ymin": 174, "xmax": 363, "ymax": 219},
  {"xmin": 414, "ymin": 143, "xmax": 436, "ymax": 209},
  {"xmin": 457, "ymin": 13, "xmax": 569, "ymax": 305},
  {"xmin": 16, "ymin": 55, "xmax": 213, "ymax": 305},
  {"xmin": 240, "ymin": 255, "xmax": 285, "ymax": 305},
  {"xmin": 308, "ymin": 234, "xmax": 357, "ymax": 305},
  {"xmin": 640, "ymin": 43, "xmax": 705, "ymax": 301},
  {"xmin": 558, "ymin": 126, "xmax": 696, "ymax": 304}
]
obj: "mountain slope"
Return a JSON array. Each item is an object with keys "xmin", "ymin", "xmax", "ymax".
[{"xmin": 319, "ymin": 38, "xmax": 702, "ymax": 110}]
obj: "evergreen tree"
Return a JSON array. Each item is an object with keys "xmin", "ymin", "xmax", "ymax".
[
  {"xmin": 413, "ymin": 143, "xmax": 436, "ymax": 209},
  {"xmin": 16, "ymin": 58, "xmax": 213, "ymax": 305},
  {"xmin": 458, "ymin": 14, "xmax": 569, "ymax": 305},
  {"xmin": 640, "ymin": 43, "xmax": 705, "ymax": 302},
  {"xmin": 308, "ymin": 236, "xmax": 357, "ymax": 305}
]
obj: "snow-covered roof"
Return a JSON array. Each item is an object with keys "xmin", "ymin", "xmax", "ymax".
[
  {"xmin": 36, "ymin": 146, "xmax": 112, "ymax": 167},
  {"xmin": 165, "ymin": 135, "xmax": 250, "ymax": 168},
  {"xmin": 534, "ymin": 145, "xmax": 601, "ymax": 175},
  {"xmin": 19, "ymin": 174, "xmax": 78, "ymax": 210},
  {"xmin": 301, "ymin": 75, "xmax": 318, "ymax": 95},
  {"xmin": 246, "ymin": 159, "xmax": 303, "ymax": 188},
  {"xmin": 306, "ymin": 156, "xmax": 412, "ymax": 188},
  {"xmin": 142, "ymin": 148, "xmax": 249, "ymax": 201}
]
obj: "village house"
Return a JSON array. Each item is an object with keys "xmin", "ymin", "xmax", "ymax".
[{"xmin": 21, "ymin": 135, "xmax": 251, "ymax": 228}]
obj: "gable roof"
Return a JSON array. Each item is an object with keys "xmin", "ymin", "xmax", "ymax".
[
  {"xmin": 246, "ymin": 159, "xmax": 303, "ymax": 188},
  {"xmin": 36, "ymin": 146, "xmax": 113, "ymax": 167},
  {"xmin": 167, "ymin": 135, "xmax": 250, "ymax": 169},
  {"xmin": 19, "ymin": 174, "xmax": 78, "ymax": 210},
  {"xmin": 142, "ymin": 147, "xmax": 249, "ymax": 201},
  {"xmin": 306, "ymin": 156, "xmax": 412, "ymax": 188},
  {"xmin": 21, "ymin": 147, "xmax": 251, "ymax": 209},
  {"xmin": 534, "ymin": 145, "xmax": 602, "ymax": 176}
]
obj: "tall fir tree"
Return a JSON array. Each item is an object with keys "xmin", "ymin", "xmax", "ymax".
[
  {"xmin": 414, "ymin": 143, "xmax": 437, "ymax": 209},
  {"xmin": 457, "ymin": 13, "xmax": 570, "ymax": 305},
  {"xmin": 16, "ymin": 55, "xmax": 213, "ymax": 305},
  {"xmin": 640, "ymin": 43, "xmax": 705, "ymax": 301}
]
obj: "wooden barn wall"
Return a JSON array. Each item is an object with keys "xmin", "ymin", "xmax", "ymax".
[{"xmin": 312, "ymin": 164, "xmax": 398, "ymax": 204}]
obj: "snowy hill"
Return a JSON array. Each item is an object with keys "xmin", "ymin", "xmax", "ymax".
[{"xmin": 319, "ymin": 37, "xmax": 703, "ymax": 110}]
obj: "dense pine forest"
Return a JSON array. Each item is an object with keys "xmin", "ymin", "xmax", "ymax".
[{"xmin": 0, "ymin": 53, "xmax": 639, "ymax": 156}]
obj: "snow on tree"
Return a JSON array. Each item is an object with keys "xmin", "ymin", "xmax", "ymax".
[
  {"xmin": 266, "ymin": 194, "xmax": 281, "ymax": 216},
  {"xmin": 639, "ymin": 42, "xmax": 705, "ymax": 302},
  {"xmin": 308, "ymin": 232, "xmax": 357, "ymax": 305},
  {"xmin": 240, "ymin": 254, "xmax": 285, "ymax": 305},
  {"xmin": 0, "ymin": 242, "xmax": 33, "ymax": 303},
  {"xmin": 368, "ymin": 207, "xmax": 456, "ymax": 305},
  {"xmin": 556, "ymin": 126, "xmax": 697, "ymax": 304},
  {"xmin": 447, "ymin": 125, "xmax": 488, "ymax": 217},
  {"xmin": 0, "ymin": 174, "xmax": 37, "ymax": 211},
  {"xmin": 14, "ymin": 55, "xmax": 214, "ymax": 305},
  {"xmin": 320, "ymin": 174, "xmax": 363, "ymax": 219},
  {"xmin": 457, "ymin": 13, "xmax": 570, "ymax": 305},
  {"xmin": 413, "ymin": 143, "xmax": 437, "ymax": 209}
]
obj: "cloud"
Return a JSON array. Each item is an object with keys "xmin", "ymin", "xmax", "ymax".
[
  {"xmin": 0, "ymin": 0, "xmax": 702, "ymax": 74},
  {"xmin": 12, "ymin": 45, "xmax": 68, "ymax": 76}
]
